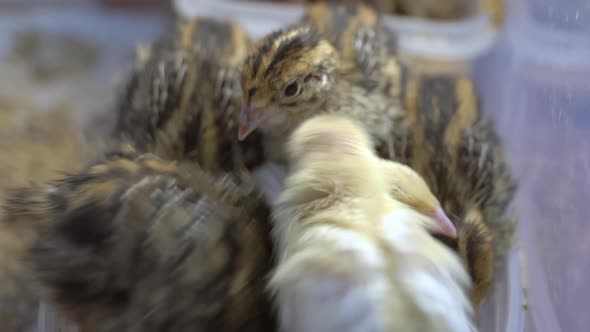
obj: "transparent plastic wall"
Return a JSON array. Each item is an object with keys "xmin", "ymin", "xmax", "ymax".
[
  {"xmin": 0, "ymin": 3, "xmax": 167, "ymax": 126},
  {"xmin": 0, "ymin": 5, "xmax": 166, "ymax": 331},
  {"xmin": 475, "ymin": 0, "xmax": 590, "ymax": 331}
]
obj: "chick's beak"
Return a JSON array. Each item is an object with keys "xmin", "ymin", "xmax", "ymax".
[
  {"xmin": 238, "ymin": 106, "xmax": 269, "ymax": 141},
  {"xmin": 430, "ymin": 207, "xmax": 457, "ymax": 238}
]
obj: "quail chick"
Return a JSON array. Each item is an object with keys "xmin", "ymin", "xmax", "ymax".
[
  {"xmin": 396, "ymin": 71, "xmax": 516, "ymax": 308},
  {"xmin": 2, "ymin": 152, "xmax": 275, "ymax": 332},
  {"xmin": 115, "ymin": 17, "xmax": 264, "ymax": 173},
  {"xmin": 238, "ymin": 5, "xmax": 404, "ymax": 163},
  {"xmin": 270, "ymin": 114, "xmax": 474, "ymax": 332},
  {"xmin": 238, "ymin": 2, "xmax": 516, "ymax": 310}
]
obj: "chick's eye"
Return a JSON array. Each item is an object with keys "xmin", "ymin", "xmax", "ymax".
[{"xmin": 283, "ymin": 81, "xmax": 301, "ymax": 98}]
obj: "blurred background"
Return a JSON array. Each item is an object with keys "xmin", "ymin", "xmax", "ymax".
[{"xmin": 0, "ymin": 0, "xmax": 588, "ymax": 332}]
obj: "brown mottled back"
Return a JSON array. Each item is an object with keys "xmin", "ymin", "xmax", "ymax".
[
  {"xmin": 115, "ymin": 18, "xmax": 264, "ymax": 173},
  {"xmin": 387, "ymin": 68, "xmax": 517, "ymax": 308},
  {"xmin": 2, "ymin": 153, "xmax": 275, "ymax": 332}
]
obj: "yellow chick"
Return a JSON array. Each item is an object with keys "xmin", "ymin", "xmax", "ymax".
[{"xmin": 269, "ymin": 114, "xmax": 474, "ymax": 332}]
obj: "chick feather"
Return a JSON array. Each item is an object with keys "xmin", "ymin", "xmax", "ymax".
[
  {"xmin": 2, "ymin": 152, "xmax": 275, "ymax": 332},
  {"xmin": 114, "ymin": 17, "xmax": 264, "ymax": 173},
  {"xmin": 269, "ymin": 114, "xmax": 475, "ymax": 332}
]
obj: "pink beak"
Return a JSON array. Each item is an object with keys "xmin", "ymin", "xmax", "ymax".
[
  {"xmin": 431, "ymin": 207, "xmax": 457, "ymax": 238},
  {"xmin": 238, "ymin": 106, "xmax": 262, "ymax": 141}
]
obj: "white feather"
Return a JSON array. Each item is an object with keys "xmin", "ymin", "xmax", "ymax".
[
  {"xmin": 269, "ymin": 226, "xmax": 391, "ymax": 332},
  {"xmin": 37, "ymin": 302, "xmax": 79, "ymax": 332},
  {"xmin": 253, "ymin": 161, "xmax": 288, "ymax": 205},
  {"xmin": 381, "ymin": 207, "xmax": 477, "ymax": 332},
  {"xmin": 270, "ymin": 190, "xmax": 476, "ymax": 332}
]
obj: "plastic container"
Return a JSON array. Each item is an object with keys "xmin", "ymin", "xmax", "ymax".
[
  {"xmin": 174, "ymin": 0, "xmax": 498, "ymax": 76},
  {"xmin": 475, "ymin": 0, "xmax": 590, "ymax": 331},
  {"xmin": 0, "ymin": 3, "xmax": 168, "ymax": 129},
  {"xmin": 175, "ymin": 0, "xmax": 304, "ymax": 38},
  {"xmin": 381, "ymin": 10, "xmax": 496, "ymax": 75},
  {"xmin": 0, "ymin": 4, "xmax": 167, "ymax": 332}
]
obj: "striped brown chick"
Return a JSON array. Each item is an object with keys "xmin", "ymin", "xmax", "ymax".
[
  {"xmin": 114, "ymin": 17, "xmax": 264, "ymax": 173},
  {"xmin": 239, "ymin": 1, "xmax": 516, "ymax": 311},
  {"xmin": 396, "ymin": 71, "xmax": 517, "ymax": 309},
  {"xmin": 238, "ymin": 2, "xmax": 404, "ymax": 164},
  {"xmin": 2, "ymin": 152, "xmax": 275, "ymax": 332}
]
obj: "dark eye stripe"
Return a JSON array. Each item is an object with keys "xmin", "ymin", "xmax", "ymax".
[
  {"xmin": 249, "ymin": 29, "xmax": 283, "ymax": 76},
  {"xmin": 263, "ymin": 27, "xmax": 320, "ymax": 78},
  {"xmin": 264, "ymin": 38, "xmax": 305, "ymax": 78}
]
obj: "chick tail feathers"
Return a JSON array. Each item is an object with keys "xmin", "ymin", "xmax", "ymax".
[
  {"xmin": 396, "ymin": 261, "xmax": 476, "ymax": 332},
  {"xmin": 380, "ymin": 208, "xmax": 476, "ymax": 332},
  {"xmin": 268, "ymin": 248, "xmax": 388, "ymax": 332},
  {"xmin": 457, "ymin": 207, "xmax": 494, "ymax": 310}
]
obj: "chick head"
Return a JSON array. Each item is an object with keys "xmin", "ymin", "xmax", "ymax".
[
  {"xmin": 382, "ymin": 160, "xmax": 457, "ymax": 238},
  {"xmin": 283, "ymin": 114, "xmax": 388, "ymax": 203},
  {"xmin": 239, "ymin": 25, "xmax": 338, "ymax": 140},
  {"xmin": 286, "ymin": 114, "xmax": 373, "ymax": 165}
]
